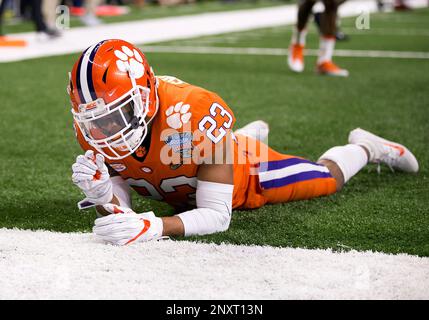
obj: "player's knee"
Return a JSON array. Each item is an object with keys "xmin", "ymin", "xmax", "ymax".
[{"xmin": 318, "ymin": 159, "xmax": 345, "ymax": 192}]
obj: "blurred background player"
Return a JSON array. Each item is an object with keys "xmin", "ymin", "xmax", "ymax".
[
  {"xmin": 314, "ymin": 0, "xmax": 348, "ymax": 41},
  {"xmin": 2, "ymin": 0, "xmax": 60, "ymax": 39},
  {"xmin": 0, "ymin": 0, "xmax": 5, "ymax": 36},
  {"xmin": 288, "ymin": 0, "xmax": 349, "ymax": 77}
]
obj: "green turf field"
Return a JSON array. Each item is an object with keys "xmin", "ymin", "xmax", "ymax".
[{"xmin": 0, "ymin": 8, "xmax": 428, "ymax": 256}]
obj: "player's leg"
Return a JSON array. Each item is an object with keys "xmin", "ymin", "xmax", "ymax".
[
  {"xmin": 314, "ymin": 0, "xmax": 348, "ymax": 41},
  {"xmin": 288, "ymin": 0, "xmax": 317, "ymax": 73},
  {"xmin": 376, "ymin": 0, "xmax": 385, "ymax": 11},
  {"xmin": 234, "ymin": 120, "xmax": 270, "ymax": 144},
  {"xmin": 318, "ymin": 128, "xmax": 419, "ymax": 187},
  {"xmin": 261, "ymin": 128, "xmax": 418, "ymax": 204},
  {"xmin": 259, "ymin": 149, "xmax": 339, "ymax": 203},
  {"xmin": 317, "ymin": 0, "xmax": 349, "ymax": 77},
  {"xmin": 348, "ymin": 128, "xmax": 418, "ymax": 173},
  {"xmin": 317, "ymin": 144, "xmax": 368, "ymax": 192},
  {"xmin": 297, "ymin": 0, "xmax": 317, "ymax": 30}
]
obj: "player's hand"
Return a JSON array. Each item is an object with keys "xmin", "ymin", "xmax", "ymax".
[
  {"xmin": 72, "ymin": 150, "xmax": 113, "ymax": 208},
  {"xmin": 93, "ymin": 204, "xmax": 164, "ymax": 246}
]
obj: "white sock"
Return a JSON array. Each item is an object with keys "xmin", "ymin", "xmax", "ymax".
[
  {"xmin": 319, "ymin": 144, "xmax": 368, "ymax": 183},
  {"xmin": 317, "ymin": 36, "xmax": 336, "ymax": 64},
  {"xmin": 292, "ymin": 28, "xmax": 307, "ymax": 46}
]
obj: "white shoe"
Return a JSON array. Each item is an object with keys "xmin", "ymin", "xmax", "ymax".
[
  {"xmin": 80, "ymin": 14, "xmax": 102, "ymax": 27},
  {"xmin": 234, "ymin": 120, "xmax": 270, "ymax": 144},
  {"xmin": 35, "ymin": 29, "xmax": 61, "ymax": 42},
  {"xmin": 348, "ymin": 128, "xmax": 419, "ymax": 173}
]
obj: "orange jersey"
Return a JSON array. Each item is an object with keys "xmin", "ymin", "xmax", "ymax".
[{"xmin": 75, "ymin": 76, "xmax": 262, "ymax": 210}]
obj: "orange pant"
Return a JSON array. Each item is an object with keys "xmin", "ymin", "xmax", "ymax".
[
  {"xmin": 237, "ymin": 135, "xmax": 337, "ymax": 209},
  {"xmin": 259, "ymin": 146, "xmax": 337, "ymax": 204},
  {"xmin": 234, "ymin": 135, "xmax": 337, "ymax": 209}
]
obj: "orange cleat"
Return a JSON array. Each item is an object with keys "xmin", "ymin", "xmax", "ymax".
[
  {"xmin": 288, "ymin": 44, "xmax": 304, "ymax": 73},
  {"xmin": 317, "ymin": 60, "xmax": 349, "ymax": 77}
]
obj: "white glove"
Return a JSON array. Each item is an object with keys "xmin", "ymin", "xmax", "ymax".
[
  {"xmin": 72, "ymin": 150, "xmax": 113, "ymax": 209},
  {"xmin": 93, "ymin": 204, "xmax": 164, "ymax": 246}
]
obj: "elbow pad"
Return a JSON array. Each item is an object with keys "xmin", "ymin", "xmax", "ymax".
[{"xmin": 177, "ymin": 180, "xmax": 233, "ymax": 236}]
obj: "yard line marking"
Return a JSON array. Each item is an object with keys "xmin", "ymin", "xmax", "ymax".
[
  {"xmin": 141, "ymin": 45, "xmax": 429, "ymax": 60},
  {"xmin": 342, "ymin": 28, "xmax": 429, "ymax": 37},
  {"xmin": 327, "ymin": 49, "xmax": 429, "ymax": 59},
  {"xmin": 0, "ymin": 228, "xmax": 428, "ymax": 299}
]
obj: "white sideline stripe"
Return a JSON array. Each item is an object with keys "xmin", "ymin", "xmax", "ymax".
[
  {"xmin": 0, "ymin": 0, "xmax": 427, "ymax": 63},
  {"xmin": 259, "ymin": 163, "xmax": 330, "ymax": 183},
  {"xmin": 0, "ymin": 228, "xmax": 428, "ymax": 299},
  {"xmin": 141, "ymin": 45, "xmax": 429, "ymax": 60}
]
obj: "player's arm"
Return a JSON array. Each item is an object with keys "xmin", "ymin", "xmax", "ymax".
[
  {"xmin": 163, "ymin": 162, "xmax": 234, "ymax": 237},
  {"xmin": 166, "ymin": 116, "xmax": 235, "ymax": 237},
  {"xmin": 92, "ymin": 162, "xmax": 234, "ymax": 245},
  {"xmin": 91, "ymin": 137, "xmax": 234, "ymax": 245}
]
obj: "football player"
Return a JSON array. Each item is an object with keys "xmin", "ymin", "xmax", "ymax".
[
  {"xmin": 288, "ymin": 0, "xmax": 349, "ymax": 76},
  {"xmin": 69, "ymin": 39, "xmax": 418, "ymax": 245}
]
